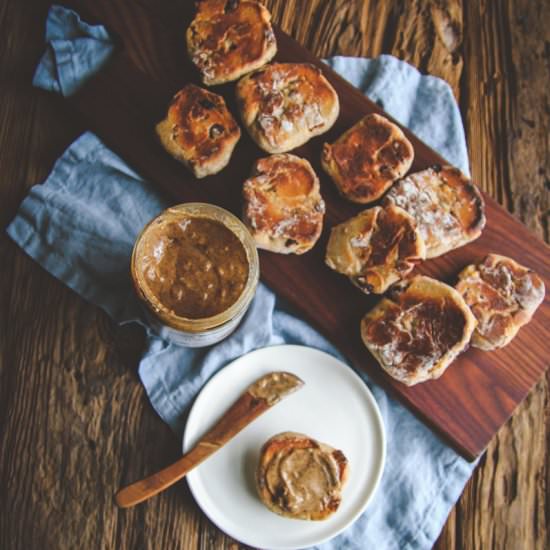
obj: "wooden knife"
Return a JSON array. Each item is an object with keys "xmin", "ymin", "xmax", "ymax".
[{"xmin": 115, "ymin": 371, "xmax": 304, "ymax": 508}]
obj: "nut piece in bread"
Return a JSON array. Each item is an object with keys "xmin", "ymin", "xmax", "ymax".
[
  {"xmin": 322, "ymin": 113, "xmax": 414, "ymax": 204},
  {"xmin": 384, "ymin": 165, "xmax": 486, "ymax": 258},
  {"xmin": 325, "ymin": 204, "xmax": 426, "ymax": 294},
  {"xmin": 236, "ymin": 63, "xmax": 340, "ymax": 153},
  {"xmin": 256, "ymin": 431, "xmax": 349, "ymax": 521},
  {"xmin": 361, "ymin": 275, "xmax": 477, "ymax": 386},
  {"xmin": 455, "ymin": 254, "xmax": 545, "ymax": 350},
  {"xmin": 186, "ymin": 0, "xmax": 277, "ymax": 86},
  {"xmin": 242, "ymin": 154, "xmax": 325, "ymax": 254},
  {"xmin": 156, "ymin": 84, "xmax": 241, "ymax": 178}
]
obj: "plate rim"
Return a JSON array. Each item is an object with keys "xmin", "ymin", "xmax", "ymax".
[{"xmin": 183, "ymin": 344, "xmax": 386, "ymax": 549}]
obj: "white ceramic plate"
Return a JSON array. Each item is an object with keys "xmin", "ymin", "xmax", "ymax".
[{"xmin": 183, "ymin": 345, "xmax": 386, "ymax": 550}]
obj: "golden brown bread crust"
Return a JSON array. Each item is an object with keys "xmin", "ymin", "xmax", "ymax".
[
  {"xmin": 361, "ymin": 275, "xmax": 477, "ymax": 386},
  {"xmin": 236, "ymin": 63, "xmax": 340, "ymax": 153},
  {"xmin": 455, "ymin": 254, "xmax": 545, "ymax": 350},
  {"xmin": 325, "ymin": 204, "xmax": 426, "ymax": 294},
  {"xmin": 186, "ymin": 0, "xmax": 277, "ymax": 86},
  {"xmin": 155, "ymin": 84, "xmax": 241, "ymax": 178},
  {"xmin": 322, "ymin": 113, "xmax": 414, "ymax": 204},
  {"xmin": 256, "ymin": 431, "xmax": 349, "ymax": 521},
  {"xmin": 383, "ymin": 165, "xmax": 486, "ymax": 258},
  {"xmin": 242, "ymin": 154, "xmax": 325, "ymax": 254}
]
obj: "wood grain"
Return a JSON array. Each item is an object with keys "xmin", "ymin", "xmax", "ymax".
[{"xmin": 0, "ymin": 1, "xmax": 548, "ymax": 550}]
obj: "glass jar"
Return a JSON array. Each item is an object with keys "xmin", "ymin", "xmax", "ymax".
[{"xmin": 131, "ymin": 203, "xmax": 259, "ymax": 347}]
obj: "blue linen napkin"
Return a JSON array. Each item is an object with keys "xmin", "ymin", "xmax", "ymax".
[{"xmin": 8, "ymin": 6, "xmax": 476, "ymax": 549}]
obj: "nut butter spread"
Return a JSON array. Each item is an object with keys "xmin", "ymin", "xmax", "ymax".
[
  {"xmin": 138, "ymin": 217, "xmax": 248, "ymax": 319},
  {"xmin": 248, "ymin": 372, "xmax": 304, "ymax": 405},
  {"xmin": 257, "ymin": 432, "xmax": 349, "ymax": 521}
]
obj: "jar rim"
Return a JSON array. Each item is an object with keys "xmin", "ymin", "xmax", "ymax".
[{"xmin": 131, "ymin": 203, "xmax": 259, "ymax": 333}]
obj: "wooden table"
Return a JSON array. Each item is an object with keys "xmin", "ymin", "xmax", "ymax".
[{"xmin": 0, "ymin": 1, "xmax": 548, "ymax": 548}]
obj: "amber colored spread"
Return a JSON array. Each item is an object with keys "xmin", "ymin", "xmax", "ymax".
[
  {"xmin": 138, "ymin": 217, "xmax": 248, "ymax": 319},
  {"xmin": 248, "ymin": 372, "xmax": 304, "ymax": 405},
  {"xmin": 264, "ymin": 442, "xmax": 341, "ymax": 516}
]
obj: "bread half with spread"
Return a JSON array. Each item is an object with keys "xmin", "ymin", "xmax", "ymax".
[
  {"xmin": 156, "ymin": 84, "xmax": 241, "ymax": 178},
  {"xmin": 325, "ymin": 204, "xmax": 425, "ymax": 294},
  {"xmin": 383, "ymin": 165, "xmax": 486, "ymax": 258},
  {"xmin": 236, "ymin": 63, "xmax": 340, "ymax": 153},
  {"xmin": 361, "ymin": 275, "xmax": 476, "ymax": 386},
  {"xmin": 256, "ymin": 431, "xmax": 349, "ymax": 521},
  {"xmin": 455, "ymin": 254, "xmax": 545, "ymax": 350},
  {"xmin": 186, "ymin": 0, "xmax": 277, "ymax": 85},
  {"xmin": 322, "ymin": 113, "xmax": 414, "ymax": 204},
  {"xmin": 242, "ymin": 154, "xmax": 325, "ymax": 254}
]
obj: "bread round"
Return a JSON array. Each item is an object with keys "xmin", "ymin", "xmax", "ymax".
[
  {"xmin": 322, "ymin": 113, "xmax": 414, "ymax": 204},
  {"xmin": 384, "ymin": 165, "xmax": 486, "ymax": 258},
  {"xmin": 455, "ymin": 254, "xmax": 545, "ymax": 350},
  {"xmin": 236, "ymin": 63, "xmax": 340, "ymax": 153},
  {"xmin": 242, "ymin": 154, "xmax": 325, "ymax": 254},
  {"xmin": 325, "ymin": 204, "xmax": 426, "ymax": 294},
  {"xmin": 256, "ymin": 431, "xmax": 349, "ymax": 521},
  {"xmin": 155, "ymin": 84, "xmax": 241, "ymax": 178},
  {"xmin": 186, "ymin": 0, "xmax": 277, "ymax": 86},
  {"xmin": 361, "ymin": 275, "xmax": 477, "ymax": 386}
]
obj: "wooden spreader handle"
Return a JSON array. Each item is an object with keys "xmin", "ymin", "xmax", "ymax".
[{"xmin": 115, "ymin": 369, "xmax": 307, "ymax": 508}]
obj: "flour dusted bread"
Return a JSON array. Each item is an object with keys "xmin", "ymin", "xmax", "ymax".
[
  {"xmin": 322, "ymin": 113, "xmax": 414, "ymax": 204},
  {"xmin": 256, "ymin": 431, "xmax": 349, "ymax": 521},
  {"xmin": 242, "ymin": 154, "xmax": 325, "ymax": 254},
  {"xmin": 384, "ymin": 165, "xmax": 486, "ymax": 258},
  {"xmin": 361, "ymin": 275, "xmax": 476, "ymax": 386},
  {"xmin": 325, "ymin": 204, "xmax": 425, "ymax": 294},
  {"xmin": 186, "ymin": 0, "xmax": 277, "ymax": 85},
  {"xmin": 455, "ymin": 254, "xmax": 545, "ymax": 351},
  {"xmin": 156, "ymin": 84, "xmax": 240, "ymax": 178},
  {"xmin": 236, "ymin": 63, "xmax": 339, "ymax": 153}
]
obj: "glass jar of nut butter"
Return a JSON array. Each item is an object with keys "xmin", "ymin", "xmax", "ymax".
[{"xmin": 131, "ymin": 203, "xmax": 259, "ymax": 347}]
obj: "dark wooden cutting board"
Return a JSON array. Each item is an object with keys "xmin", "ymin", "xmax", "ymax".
[{"xmin": 62, "ymin": 0, "xmax": 550, "ymax": 460}]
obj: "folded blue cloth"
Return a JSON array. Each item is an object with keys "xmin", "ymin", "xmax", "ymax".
[{"xmin": 9, "ymin": 6, "xmax": 476, "ymax": 549}]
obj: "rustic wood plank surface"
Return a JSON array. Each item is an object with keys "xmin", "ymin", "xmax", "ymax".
[{"xmin": 0, "ymin": 1, "xmax": 548, "ymax": 549}]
